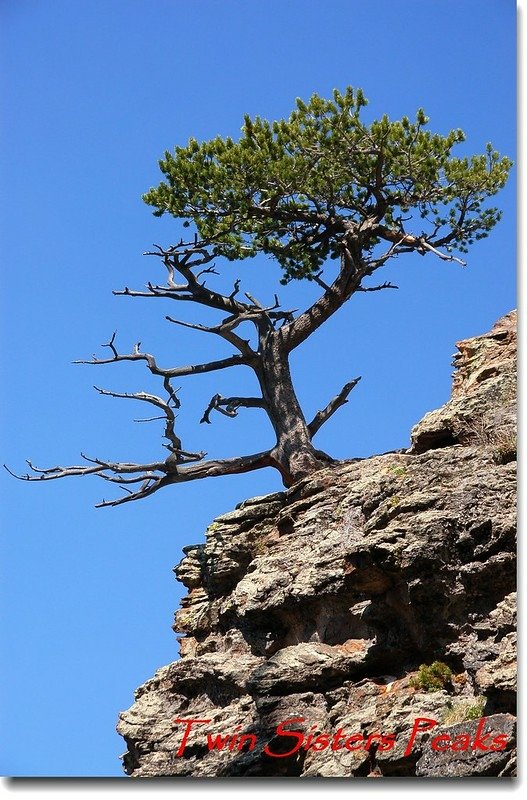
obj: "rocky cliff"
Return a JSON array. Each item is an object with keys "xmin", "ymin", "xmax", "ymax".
[{"xmin": 117, "ymin": 312, "xmax": 517, "ymax": 778}]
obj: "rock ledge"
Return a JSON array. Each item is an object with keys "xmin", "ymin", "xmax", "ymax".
[{"xmin": 117, "ymin": 312, "xmax": 516, "ymax": 778}]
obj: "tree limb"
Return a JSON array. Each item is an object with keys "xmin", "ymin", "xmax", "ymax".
[
  {"xmin": 200, "ymin": 393, "xmax": 267, "ymax": 424},
  {"xmin": 357, "ymin": 281, "xmax": 399, "ymax": 292},
  {"xmin": 418, "ymin": 239, "xmax": 467, "ymax": 265},
  {"xmin": 375, "ymin": 226, "xmax": 467, "ymax": 265},
  {"xmin": 74, "ymin": 334, "xmax": 248, "ymax": 378},
  {"xmin": 95, "ymin": 474, "xmax": 175, "ymax": 507},
  {"xmin": 280, "ymin": 240, "xmax": 366, "ymax": 351},
  {"xmin": 4, "ymin": 455, "xmax": 167, "ymax": 482},
  {"xmin": 165, "ymin": 314, "xmax": 255, "ymax": 358},
  {"xmin": 4, "ymin": 449, "xmax": 276, "ymax": 508},
  {"xmin": 93, "ymin": 384, "xmax": 183, "ymax": 453},
  {"xmin": 308, "ymin": 377, "xmax": 361, "ymax": 437},
  {"xmin": 122, "ymin": 240, "xmax": 250, "ymax": 316},
  {"xmin": 119, "ymin": 241, "xmax": 299, "ymax": 335},
  {"xmin": 281, "ymin": 214, "xmax": 467, "ymax": 352}
]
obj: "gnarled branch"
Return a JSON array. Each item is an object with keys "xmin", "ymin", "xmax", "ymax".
[
  {"xmin": 119, "ymin": 239, "xmax": 250, "ymax": 316},
  {"xmin": 200, "ymin": 393, "xmax": 267, "ymax": 424},
  {"xmin": 119, "ymin": 240, "xmax": 299, "ymax": 335},
  {"xmin": 376, "ymin": 226, "xmax": 467, "ymax": 266},
  {"xmin": 4, "ymin": 448, "xmax": 276, "ymax": 508},
  {"xmin": 74, "ymin": 334, "xmax": 248, "ymax": 377},
  {"xmin": 93, "ymin": 384, "xmax": 183, "ymax": 453},
  {"xmin": 5, "ymin": 454, "xmax": 168, "ymax": 487},
  {"xmin": 164, "ymin": 314, "xmax": 255, "ymax": 358},
  {"xmin": 281, "ymin": 239, "xmax": 368, "ymax": 352}
]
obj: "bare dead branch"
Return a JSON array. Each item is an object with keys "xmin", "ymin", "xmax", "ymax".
[
  {"xmin": 195, "ymin": 265, "xmax": 219, "ymax": 281},
  {"xmin": 5, "ymin": 448, "xmax": 276, "ymax": 508},
  {"xmin": 74, "ymin": 335, "xmax": 248, "ymax": 378},
  {"xmin": 95, "ymin": 448, "xmax": 277, "ymax": 507},
  {"xmin": 164, "ymin": 313, "xmax": 256, "ymax": 358},
  {"xmin": 93, "ymin": 385, "xmax": 172, "ymax": 411},
  {"xmin": 103, "ymin": 330, "xmax": 119, "ymax": 359},
  {"xmin": 4, "ymin": 456, "xmax": 167, "ymax": 482},
  {"xmin": 230, "ymin": 279, "xmax": 241, "ymax": 300},
  {"xmin": 418, "ymin": 239, "xmax": 467, "ymax": 266},
  {"xmin": 93, "ymin": 384, "xmax": 183, "ymax": 452},
  {"xmin": 95, "ymin": 474, "xmax": 172, "ymax": 507},
  {"xmin": 375, "ymin": 226, "xmax": 467, "ymax": 266},
  {"xmin": 134, "ymin": 241, "xmax": 252, "ymax": 315},
  {"xmin": 244, "ymin": 292, "xmax": 281, "ymax": 313},
  {"xmin": 98, "ymin": 472, "xmax": 163, "ymax": 485},
  {"xmin": 312, "ymin": 272, "xmax": 332, "ymax": 292},
  {"xmin": 200, "ymin": 393, "xmax": 267, "ymax": 424},
  {"xmin": 164, "ymin": 316, "xmax": 216, "ymax": 334},
  {"xmin": 308, "ymin": 377, "xmax": 361, "ymax": 437},
  {"xmin": 114, "ymin": 276, "xmax": 244, "ymax": 315},
  {"xmin": 113, "ymin": 286, "xmax": 193, "ymax": 300},
  {"xmin": 163, "ymin": 376, "xmax": 181, "ymax": 408},
  {"xmin": 162, "ymin": 444, "xmax": 207, "ymax": 463},
  {"xmin": 244, "ymin": 292, "xmax": 264, "ymax": 309},
  {"xmin": 357, "ymin": 281, "xmax": 399, "ymax": 292}
]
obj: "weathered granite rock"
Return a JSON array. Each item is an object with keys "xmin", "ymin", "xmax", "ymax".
[
  {"xmin": 117, "ymin": 312, "xmax": 517, "ymax": 777},
  {"xmin": 411, "ymin": 310, "xmax": 516, "ymax": 456},
  {"xmin": 416, "ymin": 714, "xmax": 516, "ymax": 777},
  {"xmin": 447, "ymin": 590, "xmax": 517, "ymax": 715}
]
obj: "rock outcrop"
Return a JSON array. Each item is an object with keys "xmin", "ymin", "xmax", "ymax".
[{"xmin": 117, "ymin": 312, "xmax": 517, "ymax": 778}]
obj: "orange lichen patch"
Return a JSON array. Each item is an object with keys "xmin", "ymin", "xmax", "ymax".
[{"xmin": 336, "ymin": 638, "xmax": 371, "ymax": 654}]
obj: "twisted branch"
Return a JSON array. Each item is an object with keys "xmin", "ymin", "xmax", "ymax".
[
  {"xmin": 74, "ymin": 334, "xmax": 248, "ymax": 377},
  {"xmin": 117, "ymin": 240, "xmax": 298, "ymax": 335},
  {"xmin": 4, "ymin": 449, "xmax": 276, "ymax": 508},
  {"xmin": 200, "ymin": 393, "xmax": 267, "ymax": 424},
  {"xmin": 93, "ymin": 384, "xmax": 184, "ymax": 453}
]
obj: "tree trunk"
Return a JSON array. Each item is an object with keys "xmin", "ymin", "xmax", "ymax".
[{"xmin": 255, "ymin": 331, "xmax": 332, "ymax": 486}]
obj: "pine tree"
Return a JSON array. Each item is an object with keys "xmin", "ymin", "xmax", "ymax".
[{"xmin": 7, "ymin": 88, "xmax": 512, "ymax": 506}]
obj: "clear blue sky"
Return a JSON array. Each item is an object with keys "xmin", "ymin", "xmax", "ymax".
[{"xmin": 0, "ymin": 0, "xmax": 516, "ymax": 778}]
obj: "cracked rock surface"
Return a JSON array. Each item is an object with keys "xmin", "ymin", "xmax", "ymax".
[{"xmin": 117, "ymin": 312, "xmax": 516, "ymax": 777}]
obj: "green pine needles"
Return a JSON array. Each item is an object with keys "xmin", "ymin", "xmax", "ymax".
[{"xmin": 144, "ymin": 87, "xmax": 512, "ymax": 283}]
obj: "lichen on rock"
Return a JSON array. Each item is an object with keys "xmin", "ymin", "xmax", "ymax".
[{"xmin": 117, "ymin": 312, "xmax": 517, "ymax": 778}]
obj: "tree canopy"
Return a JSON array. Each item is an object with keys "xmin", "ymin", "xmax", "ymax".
[
  {"xmin": 144, "ymin": 87, "xmax": 511, "ymax": 281},
  {"xmin": 7, "ymin": 87, "xmax": 512, "ymax": 506}
]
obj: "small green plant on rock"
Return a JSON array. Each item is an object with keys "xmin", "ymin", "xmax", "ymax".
[
  {"xmin": 388, "ymin": 465, "xmax": 408, "ymax": 479},
  {"xmin": 465, "ymin": 698, "xmax": 487, "ymax": 720},
  {"xmin": 410, "ymin": 661, "xmax": 453, "ymax": 692}
]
